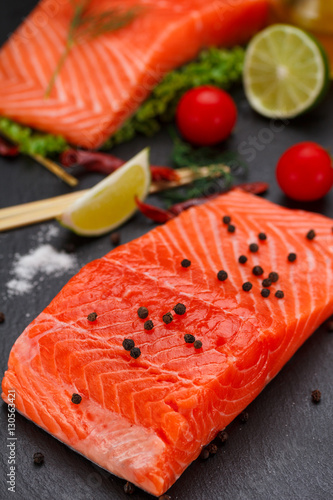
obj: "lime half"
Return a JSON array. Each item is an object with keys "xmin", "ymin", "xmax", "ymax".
[
  {"xmin": 59, "ymin": 148, "xmax": 151, "ymax": 236},
  {"xmin": 243, "ymin": 24, "xmax": 330, "ymax": 119}
]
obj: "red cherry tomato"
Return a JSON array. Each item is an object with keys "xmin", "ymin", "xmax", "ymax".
[
  {"xmin": 176, "ymin": 85, "xmax": 237, "ymax": 146},
  {"xmin": 276, "ymin": 142, "xmax": 333, "ymax": 201}
]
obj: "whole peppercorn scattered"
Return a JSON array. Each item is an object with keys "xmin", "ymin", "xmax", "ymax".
[
  {"xmin": 194, "ymin": 340, "xmax": 203, "ymax": 349},
  {"xmin": 33, "ymin": 452, "xmax": 44, "ymax": 465},
  {"xmin": 130, "ymin": 347, "xmax": 141, "ymax": 359},
  {"xmin": 238, "ymin": 255, "xmax": 248, "ymax": 264},
  {"xmin": 184, "ymin": 334, "xmax": 195, "ymax": 344},
  {"xmin": 144, "ymin": 320, "xmax": 154, "ymax": 330},
  {"xmin": 110, "ymin": 232, "xmax": 121, "ymax": 246},
  {"xmin": 252, "ymin": 265, "xmax": 264, "ymax": 276},
  {"xmin": 242, "ymin": 282, "xmax": 253, "ymax": 292},
  {"xmin": 311, "ymin": 389, "xmax": 321, "ymax": 403},
  {"xmin": 262, "ymin": 278, "xmax": 272, "ymax": 288},
  {"xmin": 159, "ymin": 496, "xmax": 172, "ymax": 500},
  {"xmin": 181, "ymin": 258, "xmax": 191, "ymax": 268},
  {"xmin": 217, "ymin": 270, "xmax": 228, "ymax": 282},
  {"xmin": 200, "ymin": 448, "xmax": 210, "ymax": 460},
  {"xmin": 64, "ymin": 242, "xmax": 76, "ymax": 254},
  {"xmin": 249, "ymin": 243, "xmax": 259, "ymax": 253},
  {"xmin": 163, "ymin": 312, "xmax": 173, "ymax": 324},
  {"xmin": 327, "ymin": 320, "xmax": 333, "ymax": 332},
  {"xmin": 239, "ymin": 411, "xmax": 249, "ymax": 423},
  {"xmin": 137, "ymin": 306, "xmax": 149, "ymax": 319},
  {"xmin": 207, "ymin": 443, "xmax": 218, "ymax": 455},
  {"xmin": 258, "ymin": 232, "xmax": 267, "ymax": 241},
  {"xmin": 288, "ymin": 252, "xmax": 297, "ymax": 262},
  {"xmin": 124, "ymin": 482, "xmax": 135, "ymax": 494},
  {"xmin": 218, "ymin": 430, "xmax": 228, "ymax": 443},
  {"xmin": 87, "ymin": 312, "xmax": 97, "ymax": 322},
  {"xmin": 0, "ymin": 312, "xmax": 5, "ymax": 323},
  {"xmin": 71, "ymin": 393, "xmax": 82, "ymax": 405},
  {"xmin": 306, "ymin": 229, "xmax": 316, "ymax": 241},
  {"xmin": 223, "ymin": 215, "xmax": 231, "ymax": 225},
  {"xmin": 122, "ymin": 338, "xmax": 135, "ymax": 351},
  {"xmin": 269, "ymin": 272, "xmax": 279, "ymax": 283},
  {"xmin": 275, "ymin": 290, "xmax": 285, "ymax": 299},
  {"xmin": 227, "ymin": 224, "xmax": 236, "ymax": 233},
  {"xmin": 261, "ymin": 288, "xmax": 270, "ymax": 298},
  {"xmin": 174, "ymin": 303, "xmax": 186, "ymax": 315}
]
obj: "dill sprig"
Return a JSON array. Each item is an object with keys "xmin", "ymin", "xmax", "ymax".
[
  {"xmin": 162, "ymin": 131, "xmax": 247, "ymax": 206},
  {"xmin": 45, "ymin": 0, "xmax": 139, "ymax": 97}
]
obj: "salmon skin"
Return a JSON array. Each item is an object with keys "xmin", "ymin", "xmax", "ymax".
[
  {"xmin": 0, "ymin": 0, "xmax": 268, "ymax": 149},
  {"xmin": 2, "ymin": 190, "xmax": 333, "ymax": 496}
]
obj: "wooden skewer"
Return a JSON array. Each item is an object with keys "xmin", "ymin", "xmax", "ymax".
[
  {"xmin": 31, "ymin": 154, "xmax": 78, "ymax": 187},
  {"xmin": 0, "ymin": 164, "xmax": 229, "ymax": 232}
]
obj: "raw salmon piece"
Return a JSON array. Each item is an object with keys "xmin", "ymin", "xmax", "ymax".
[
  {"xmin": 0, "ymin": 0, "xmax": 268, "ymax": 148},
  {"xmin": 3, "ymin": 190, "xmax": 333, "ymax": 496}
]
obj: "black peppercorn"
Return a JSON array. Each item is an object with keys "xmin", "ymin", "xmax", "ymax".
[
  {"xmin": 261, "ymin": 288, "xmax": 270, "ymax": 298},
  {"xmin": 207, "ymin": 443, "xmax": 218, "ymax": 455},
  {"xmin": 184, "ymin": 334, "xmax": 195, "ymax": 344},
  {"xmin": 181, "ymin": 259, "xmax": 191, "ymax": 268},
  {"xmin": 258, "ymin": 232, "xmax": 267, "ymax": 241},
  {"xmin": 217, "ymin": 270, "xmax": 228, "ymax": 281},
  {"xmin": 71, "ymin": 393, "xmax": 82, "ymax": 405},
  {"xmin": 238, "ymin": 255, "xmax": 248, "ymax": 264},
  {"xmin": 33, "ymin": 452, "xmax": 44, "ymax": 465},
  {"xmin": 137, "ymin": 306, "xmax": 149, "ymax": 319},
  {"xmin": 242, "ymin": 282, "xmax": 253, "ymax": 292},
  {"xmin": 227, "ymin": 224, "xmax": 236, "ymax": 233},
  {"xmin": 262, "ymin": 278, "xmax": 272, "ymax": 288},
  {"xmin": 218, "ymin": 430, "xmax": 228, "ymax": 443},
  {"xmin": 174, "ymin": 303, "xmax": 186, "ymax": 315},
  {"xmin": 275, "ymin": 290, "xmax": 284, "ymax": 299},
  {"xmin": 144, "ymin": 320, "xmax": 154, "ymax": 330},
  {"xmin": 193, "ymin": 340, "xmax": 202, "ymax": 349},
  {"xmin": 110, "ymin": 232, "xmax": 121, "ymax": 246},
  {"xmin": 122, "ymin": 338, "xmax": 135, "ymax": 351},
  {"xmin": 311, "ymin": 389, "xmax": 321, "ymax": 403},
  {"xmin": 87, "ymin": 312, "xmax": 97, "ymax": 322},
  {"xmin": 268, "ymin": 272, "xmax": 279, "ymax": 283},
  {"xmin": 252, "ymin": 265, "xmax": 264, "ymax": 276},
  {"xmin": 306, "ymin": 229, "xmax": 316, "ymax": 241},
  {"xmin": 162, "ymin": 312, "xmax": 173, "ymax": 324},
  {"xmin": 223, "ymin": 215, "xmax": 231, "ymax": 225},
  {"xmin": 124, "ymin": 482, "xmax": 135, "ymax": 494},
  {"xmin": 249, "ymin": 243, "xmax": 259, "ymax": 253},
  {"xmin": 288, "ymin": 253, "xmax": 297, "ymax": 262},
  {"xmin": 130, "ymin": 347, "xmax": 141, "ymax": 359},
  {"xmin": 0, "ymin": 312, "xmax": 5, "ymax": 324},
  {"xmin": 200, "ymin": 448, "xmax": 210, "ymax": 460}
]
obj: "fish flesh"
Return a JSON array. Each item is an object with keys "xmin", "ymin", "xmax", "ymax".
[
  {"xmin": 3, "ymin": 190, "xmax": 333, "ymax": 496},
  {"xmin": 0, "ymin": 0, "xmax": 268, "ymax": 148}
]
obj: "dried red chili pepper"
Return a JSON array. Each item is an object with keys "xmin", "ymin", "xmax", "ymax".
[
  {"xmin": 135, "ymin": 197, "xmax": 174, "ymax": 223},
  {"xmin": 135, "ymin": 182, "xmax": 270, "ymax": 223},
  {"xmin": 0, "ymin": 137, "xmax": 19, "ymax": 157},
  {"xmin": 60, "ymin": 149, "xmax": 179, "ymax": 182}
]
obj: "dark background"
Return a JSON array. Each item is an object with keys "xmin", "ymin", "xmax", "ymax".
[{"xmin": 0, "ymin": 2, "xmax": 333, "ymax": 499}]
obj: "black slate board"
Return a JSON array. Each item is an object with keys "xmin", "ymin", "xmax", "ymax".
[{"xmin": 0, "ymin": 3, "xmax": 333, "ymax": 499}]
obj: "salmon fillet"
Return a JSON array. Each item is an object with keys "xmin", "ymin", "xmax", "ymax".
[
  {"xmin": 3, "ymin": 190, "xmax": 333, "ymax": 496},
  {"xmin": 0, "ymin": 0, "xmax": 268, "ymax": 148}
]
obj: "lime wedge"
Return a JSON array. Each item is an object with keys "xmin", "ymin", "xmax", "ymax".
[
  {"xmin": 59, "ymin": 148, "xmax": 151, "ymax": 236},
  {"xmin": 243, "ymin": 24, "xmax": 330, "ymax": 119}
]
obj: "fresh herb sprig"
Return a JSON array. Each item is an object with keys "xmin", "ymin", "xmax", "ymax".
[
  {"xmin": 162, "ymin": 133, "xmax": 246, "ymax": 205},
  {"xmin": 45, "ymin": 0, "xmax": 139, "ymax": 97}
]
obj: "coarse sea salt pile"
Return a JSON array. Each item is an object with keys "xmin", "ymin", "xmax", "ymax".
[{"xmin": 6, "ymin": 245, "xmax": 77, "ymax": 296}]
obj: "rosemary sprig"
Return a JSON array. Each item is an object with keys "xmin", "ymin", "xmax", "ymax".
[{"xmin": 45, "ymin": 0, "xmax": 139, "ymax": 97}]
